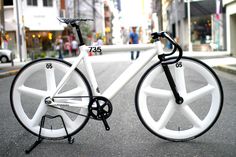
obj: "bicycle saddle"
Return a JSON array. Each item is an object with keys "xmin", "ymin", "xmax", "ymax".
[{"xmin": 57, "ymin": 18, "xmax": 94, "ymax": 24}]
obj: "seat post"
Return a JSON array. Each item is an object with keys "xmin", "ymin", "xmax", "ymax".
[{"xmin": 74, "ymin": 24, "xmax": 85, "ymax": 46}]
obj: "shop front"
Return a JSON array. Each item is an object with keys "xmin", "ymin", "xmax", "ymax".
[
  {"xmin": 191, "ymin": 15, "xmax": 212, "ymax": 51},
  {"xmin": 189, "ymin": 0, "xmax": 225, "ymax": 51},
  {"xmin": 25, "ymin": 30, "xmax": 60, "ymax": 59}
]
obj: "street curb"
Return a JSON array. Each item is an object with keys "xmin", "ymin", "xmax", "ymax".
[
  {"xmin": 0, "ymin": 69, "xmax": 20, "ymax": 79},
  {"xmin": 216, "ymin": 65, "xmax": 236, "ymax": 75}
]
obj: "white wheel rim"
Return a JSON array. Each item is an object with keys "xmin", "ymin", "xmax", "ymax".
[
  {"xmin": 138, "ymin": 59, "xmax": 221, "ymax": 140},
  {"xmin": 12, "ymin": 60, "xmax": 90, "ymax": 138}
]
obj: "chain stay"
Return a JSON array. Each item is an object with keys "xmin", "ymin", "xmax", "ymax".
[{"xmin": 48, "ymin": 96, "xmax": 113, "ymax": 122}]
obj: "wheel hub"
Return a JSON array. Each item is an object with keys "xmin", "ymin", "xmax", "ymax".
[{"xmin": 45, "ymin": 97, "xmax": 53, "ymax": 105}]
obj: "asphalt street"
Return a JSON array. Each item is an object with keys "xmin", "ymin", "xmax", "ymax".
[{"xmin": 0, "ymin": 60, "xmax": 236, "ymax": 157}]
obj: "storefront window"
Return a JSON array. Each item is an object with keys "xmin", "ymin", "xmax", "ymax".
[
  {"xmin": 191, "ymin": 15, "xmax": 211, "ymax": 44},
  {"xmin": 26, "ymin": 31, "xmax": 54, "ymax": 51}
]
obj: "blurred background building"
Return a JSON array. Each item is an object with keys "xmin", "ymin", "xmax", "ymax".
[
  {"xmin": 152, "ymin": 0, "xmax": 226, "ymax": 52},
  {"xmin": 0, "ymin": 0, "xmax": 235, "ymax": 61},
  {"xmin": 1, "ymin": 0, "xmax": 65, "ymax": 61},
  {"xmin": 223, "ymin": 0, "xmax": 236, "ymax": 57}
]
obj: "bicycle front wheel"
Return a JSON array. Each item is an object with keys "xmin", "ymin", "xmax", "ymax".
[
  {"xmin": 135, "ymin": 57, "xmax": 223, "ymax": 141},
  {"xmin": 10, "ymin": 58, "xmax": 92, "ymax": 139}
]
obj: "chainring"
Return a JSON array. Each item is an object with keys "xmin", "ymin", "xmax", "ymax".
[{"xmin": 88, "ymin": 96, "xmax": 113, "ymax": 120}]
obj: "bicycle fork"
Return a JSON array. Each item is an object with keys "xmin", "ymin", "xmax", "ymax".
[{"xmin": 162, "ymin": 63, "xmax": 184, "ymax": 104}]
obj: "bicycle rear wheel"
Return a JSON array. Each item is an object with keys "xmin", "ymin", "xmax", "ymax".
[
  {"xmin": 135, "ymin": 57, "xmax": 223, "ymax": 141},
  {"xmin": 10, "ymin": 58, "xmax": 92, "ymax": 139}
]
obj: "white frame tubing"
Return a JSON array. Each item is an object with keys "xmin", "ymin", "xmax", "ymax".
[{"xmin": 51, "ymin": 43, "xmax": 161, "ymax": 100}]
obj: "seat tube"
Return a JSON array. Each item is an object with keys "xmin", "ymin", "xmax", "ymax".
[
  {"xmin": 74, "ymin": 25, "xmax": 99, "ymax": 95},
  {"xmin": 81, "ymin": 46, "xmax": 100, "ymax": 95}
]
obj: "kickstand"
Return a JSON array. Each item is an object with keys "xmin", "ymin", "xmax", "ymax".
[{"xmin": 25, "ymin": 115, "xmax": 74, "ymax": 154}]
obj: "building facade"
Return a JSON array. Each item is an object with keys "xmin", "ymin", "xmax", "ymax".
[
  {"xmin": 3, "ymin": 0, "xmax": 65, "ymax": 60},
  {"xmin": 2, "ymin": 0, "xmax": 119, "ymax": 58},
  {"xmin": 153, "ymin": 0, "xmax": 226, "ymax": 52},
  {"xmin": 63, "ymin": 0, "xmax": 115, "ymax": 45},
  {"xmin": 223, "ymin": 0, "xmax": 236, "ymax": 56}
]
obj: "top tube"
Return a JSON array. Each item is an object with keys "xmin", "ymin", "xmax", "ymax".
[{"xmin": 84, "ymin": 44, "xmax": 156, "ymax": 53}]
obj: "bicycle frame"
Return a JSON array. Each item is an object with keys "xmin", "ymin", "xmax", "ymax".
[
  {"xmin": 51, "ymin": 42, "xmax": 164, "ymax": 101},
  {"xmin": 10, "ymin": 18, "xmax": 223, "ymax": 145}
]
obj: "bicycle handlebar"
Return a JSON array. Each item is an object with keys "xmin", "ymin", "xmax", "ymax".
[{"xmin": 151, "ymin": 32, "xmax": 183, "ymax": 64}]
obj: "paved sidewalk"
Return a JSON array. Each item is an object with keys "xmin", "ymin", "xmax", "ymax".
[
  {"xmin": 1, "ymin": 51, "xmax": 236, "ymax": 79},
  {"xmin": 0, "ymin": 60, "xmax": 29, "ymax": 79},
  {"xmin": 215, "ymin": 64, "xmax": 236, "ymax": 75},
  {"xmin": 0, "ymin": 66, "xmax": 21, "ymax": 78}
]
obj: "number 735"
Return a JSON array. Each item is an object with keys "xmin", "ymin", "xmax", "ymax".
[{"xmin": 89, "ymin": 47, "xmax": 102, "ymax": 53}]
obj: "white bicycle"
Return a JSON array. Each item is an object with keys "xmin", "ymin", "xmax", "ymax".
[{"xmin": 10, "ymin": 18, "xmax": 223, "ymax": 142}]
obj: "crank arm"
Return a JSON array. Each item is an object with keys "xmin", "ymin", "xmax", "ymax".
[{"xmin": 101, "ymin": 118, "xmax": 110, "ymax": 131}]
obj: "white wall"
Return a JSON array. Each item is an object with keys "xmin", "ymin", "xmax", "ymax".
[
  {"xmin": 22, "ymin": 0, "xmax": 64, "ymax": 31},
  {"xmin": 223, "ymin": 0, "xmax": 235, "ymax": 6},
  {"xmin": 225, "ymin": 2, "xmax": 236, "ymax": 55},
  {"xmin": 4, "ymin": 6, "xmax": 16, "ymax": 31}
]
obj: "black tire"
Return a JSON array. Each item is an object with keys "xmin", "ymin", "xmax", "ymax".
[
  {"xmin": 135, "ymin": 57, "xmax": 223, "ymax": 141},
  {"xmin": 0, "ymin": 55, "xmax": 9, "ymax": 63},
  {"xmin": 10, "ymin": 58, "xmax": 92, "ymax": 140}
]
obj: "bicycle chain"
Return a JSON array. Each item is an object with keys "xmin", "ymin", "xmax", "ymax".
[{"xmin": 48, "ymin": 96, "xmax": 113, "ymax": 121}]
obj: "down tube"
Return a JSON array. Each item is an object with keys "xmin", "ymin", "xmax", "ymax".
[{"xmin": 102, "ymin": 49, "xmax": 157, "ymax": 100}]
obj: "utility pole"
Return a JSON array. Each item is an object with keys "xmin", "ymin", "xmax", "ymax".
[
  {"xmin": 14, "ymin": 0, "xmax": 27, "ymax": 61},
  {"xmin": 159, "ymin": 0, "xmax": 163, "ymax": 31},
  {"xmin": 174, "ymin": 0, "xmax": 179, "ymax": 40},
  {"xmin": 0, "ymin": 0, "xmax": 5, "ymax": 47},
  {"xmin": 93, "ymin": 0, "xmax": 96, "ymax": 33},
  {"xmin": 187, "ymin": 0, "xmax": 192, "ymax": 52},
  {"xmin": 77, "ymin": 0, "xmax": 80, "ymax": 18},
  {"xmin": 74, "ymin": 0, "xmax": 77, "ymax": 18},
  {"xmin": 0, "ymin": 0, "xmax": 4, "ymax": 30},
  {"xmin": 15, "ymin": 0, "xmax": 22, "ymax": 61}
]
